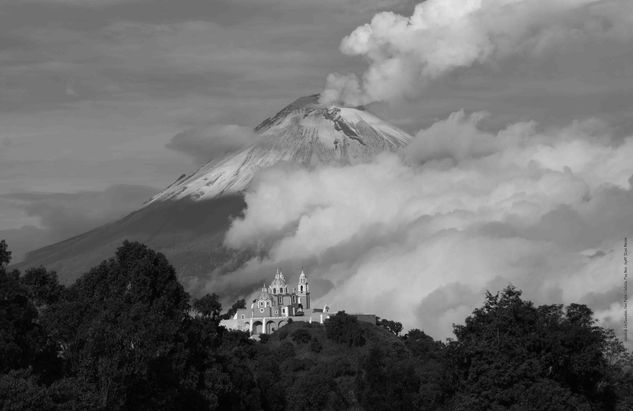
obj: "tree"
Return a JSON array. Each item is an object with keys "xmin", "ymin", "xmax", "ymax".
[
  {"xmin": 356, "ymin": 346, "xmax": 420, "ymax": 411},
  {"xmin": 324, "ymin": 311, "xmax": 366, "ymax": 347},
  {"xmin": 286, "ymin": 365, "xmax": 345, "ymax": 411},
  {"xmin": 310, "ymin": 337, "xmax": 322, "ymax": 353},
  {"xmin": 0, "ymin": 239, "xmax": 11, "ymax": 269},
  {"xmin": 291, "ymin": 328, "xmax": 312, "ymax": 344},
  {"xmin": 20, "ymin": 266, "xmax": 64, "ymax": 309},
  {"xmin": 0, "ymin": 370, "xmax": 51, "ymax": 410},
  {"xmin": 601, "ymin": 329, "xmax": 633, "ymax": 408},
  {"xmin": 445, "ymin": 285, "xmax": 617, "ymax": 410},
  {"xmin": 403, "ymin": 329, "xmax": 448, "ymax": 408},
  {"xmin": 377, "ymin": 318, "xmax": 403, "ymax": 336},
  {"xmin": 0, "ymin": 264, "xmax": 48, "ymax": 374},
  {"xmin": 221, "ymin": 298, "xmax": 246, "ymax": 320},
  {"xmin": 43, "ymin": 241, "xmax": 191, "ymax": 409},
  {"xmin": 251, "ymin": 346, "xmax": 286, "ymax": 410},
  {"xmin": 193, "ymin": 293, "xmax": 222, "ymax": 320}
]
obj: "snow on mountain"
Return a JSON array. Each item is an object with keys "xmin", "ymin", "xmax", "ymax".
[
  {"xmin": 148, "ymin": 94, "xmax": 412, "ymax": 204},
  {"xmin": 15, "ymin": 94, "xmax": 413, "ymax": 285}
]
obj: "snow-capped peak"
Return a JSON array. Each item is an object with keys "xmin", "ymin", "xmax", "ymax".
[{"xmin": 147, "ymin": 94, "xmax": 412, "ymax": 204}]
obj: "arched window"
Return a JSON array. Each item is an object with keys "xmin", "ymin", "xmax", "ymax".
[
  {"xmin": 273, "ymin": 288, "xmax": 277, "ymax": 294},
  {"xmin": 300, "ymin": 285, "xmax": 303, "ymax": 293}
]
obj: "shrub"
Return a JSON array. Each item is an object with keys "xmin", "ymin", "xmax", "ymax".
[
  {"xmin": 324, "ymin": 311, "xmax": 366, "ymax": 347},
  {"xmin": 310, "ymin": 338, "xmax": 322, "ymax": 353},
  {"xmin": 291, "ymin": 328, "xmax": 312, "ymax": 344},
  {"xmin": 278, "ymin": 329, "xmax": 288, "ymax": 341},
  {"xmin": 275, "ymin": 342, "xmax": 295, "ymax": 361}
]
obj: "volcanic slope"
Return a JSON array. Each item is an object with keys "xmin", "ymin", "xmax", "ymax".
[
  {"xmin": 16, "ymin": 95, "xmax": 412, "ymax": 288},
  {"xmin": 147, "ymin": 94, "xmax": 411, "ymax": 203}
]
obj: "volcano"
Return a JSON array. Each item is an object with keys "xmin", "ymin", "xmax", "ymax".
[
  {"xmin": 147, "ymin": 94, "xmax": 410, "ymax": 203},
  {"xmin": 16, "ymin": 95, "xmax": 412, "ymax": 288}
]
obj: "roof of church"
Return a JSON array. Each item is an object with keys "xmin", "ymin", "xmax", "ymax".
[
  {"xmin": 270, "ymin": 268, "xmax": 287, "ymax": 289},
  {"xmin": 257, "ymin": 285, "xmax": 271, "ymax": 301},
  {"xmin": 252, "ymin": 268, "xmax": 308, "ymax": 301}
]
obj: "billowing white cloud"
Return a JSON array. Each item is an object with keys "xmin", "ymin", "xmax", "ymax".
[
  {"xmin": 322, "ymin": 0, "xmax": 633, "ymax": 105},
  {"xmin": 218, "ymin": 111, "xmax": 633, "ymax": 343}
]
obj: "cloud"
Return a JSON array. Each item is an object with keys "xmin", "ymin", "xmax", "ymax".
[
  {"xmin": 0, "ymin": 184, "xmax": 158, "ymax": 262},
  {"xmin": 0, "ymin": 16, "xmax": 339, "ymax": 112},
  {"xmin": 166, "ymin": 125, "xmax": 259, "ymax": 165},
  {"xmin": 214, "ymin": 111, "xmax": 633, "ymax": 344},
  {"xmin": 0, "ymin": 225, "xmax": 49, "ymax": 265},
  {"xmin": 405, "ymin": 110, "xmax": 504, "ymax": 162},
  {"xmin": 2, "ymin": 0, "xmax": 405, "ymax": 10},
  {"xmin": 0, "ymin": 0, "xmax": 134, "ymax": 6},
  {"xmin": 322, "ymin": 0, "xmax": 633, "ymax": 105}
]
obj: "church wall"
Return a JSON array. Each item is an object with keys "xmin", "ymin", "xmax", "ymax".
[{"xmin": 220, "ymin": 312, "xmax": 332, "ymax": 335}]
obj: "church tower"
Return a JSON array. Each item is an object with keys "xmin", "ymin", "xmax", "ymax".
[{"xmin": 297, "ymin": 268, "xmax": 310, "ymax": 309}]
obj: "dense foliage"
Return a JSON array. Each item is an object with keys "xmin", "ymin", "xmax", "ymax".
[{"xmin": 1, "ymin": 239, "xmax": 632, "ymax": 410}]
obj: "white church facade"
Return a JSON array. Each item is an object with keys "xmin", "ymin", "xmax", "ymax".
[{"xmin": 220, "ymin": 268, "xmax": 332, "ymax": 335}]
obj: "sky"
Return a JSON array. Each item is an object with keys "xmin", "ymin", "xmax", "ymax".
[
  {"xmin": 1, "ymin": 0, "xmax": 633, "ymax": 342},
  {"xmin": 0, "ymin": 0, "xmax": 414, "ymax": 259}
]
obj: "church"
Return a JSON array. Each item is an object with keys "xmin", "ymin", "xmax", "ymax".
[{"xmin": 220, "ymin": 268, "xmax": 332, "ymax": 335}]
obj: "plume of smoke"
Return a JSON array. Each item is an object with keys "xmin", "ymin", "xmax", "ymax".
[{"xmin": 321, "ymin": 0, "xmax": 633, "ymax": 105}]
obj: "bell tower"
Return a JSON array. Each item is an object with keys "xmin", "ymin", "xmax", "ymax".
[{"xmin": 297, "ymin": 268, "xmax": 310, "ymax": 309}]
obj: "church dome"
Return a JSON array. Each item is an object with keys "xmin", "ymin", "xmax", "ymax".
[
  {"xmin": 258, "ymin": 287, "xmax": 270, "ymax": 300},
  {"xmin": 269, "ymin": 268, "xmax": 288, "ymax": 294}
]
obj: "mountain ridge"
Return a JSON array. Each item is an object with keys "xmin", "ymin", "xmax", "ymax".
[
  {"xmin": 16, "ymin": 94, "xmax": 413, "ymax": 288},
  {"xmin": 146, "ymin": 94, "xmax": 411, "ymax": 204}
]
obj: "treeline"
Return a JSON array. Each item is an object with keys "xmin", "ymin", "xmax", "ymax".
[{"xmin": 1, "ymin": 239, "xmax": 633, "ymax": 410}]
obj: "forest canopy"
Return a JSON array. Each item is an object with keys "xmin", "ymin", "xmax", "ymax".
[{"xmin": 1, "ymin": 239, "xmax": 632, "ymax": 410}]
